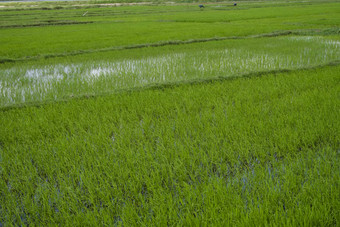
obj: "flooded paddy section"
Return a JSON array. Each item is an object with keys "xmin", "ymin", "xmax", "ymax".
[{"xmin": 0, "ymin": 36, "xmax": 339, "ymax": 107}]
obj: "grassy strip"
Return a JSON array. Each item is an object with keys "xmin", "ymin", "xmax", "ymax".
[
  {"xmin": 2, "ymin": 29, "xmax": 337, "ymax": 64},
  {"xmin": 0, "ymin": 65, "xmax": 339, "ymax": 225},
  {"xmin": 0, "ymin": 31, "xmax": 291, "ymax": 64}
]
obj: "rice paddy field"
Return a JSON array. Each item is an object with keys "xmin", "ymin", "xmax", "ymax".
[{"xmin": 0, "ymin": 0, "xmax": 339, "ymax": 225}]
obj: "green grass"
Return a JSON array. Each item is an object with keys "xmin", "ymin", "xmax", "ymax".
[
  {"xmin": 0, "ymin": 0, "xmax": 339, "ymax": 225},
  {"xmin": 1, "ymin": 65, "xmax": 339, "ymax": 225},
  {"xmin": 0, "ymin": 1, "xmax": 339, "ymax": 59}
]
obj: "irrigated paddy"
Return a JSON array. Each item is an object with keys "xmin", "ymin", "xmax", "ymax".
[
  {"xmin": 1, "ymin": 36, "xmax": 339, "ymax": 107},
  {"xmin": 0, "ymin": 0, "xmax": 339, "ymax": 225}
]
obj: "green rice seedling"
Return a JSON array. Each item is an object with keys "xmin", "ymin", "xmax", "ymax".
[
  {"xmin": 0, "ymin": 65, "xmax": 339, "ymax": 225},
  {"xmin": 0, "ymin": 1, "xmax": 339, "ymax": 225},
  {"xmin": 0, "ymin": 1, "xmax": 339, "ymax": 59},
  {"xmin": 1, "ymin": 35, "xmax": 339, "ymax": 107}
]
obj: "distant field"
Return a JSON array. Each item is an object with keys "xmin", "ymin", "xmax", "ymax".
[
  {"xmin": 0, "ymin": 0, "xmax": 339, "ymax": 225},
  {"xmin": 0, "ymin": 1, "xmax": 339, "ymax": 59}
]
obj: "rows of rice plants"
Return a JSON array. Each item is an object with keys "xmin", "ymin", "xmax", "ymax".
[
  {"xmin": 1, "ymin": 1, "xmax": 339, "ymax": 59},
  {"xmin": 0, "ymin": 65, "xmax": 339, "ymax": 225},
  {"xmin": 1, "ymin": 0, "xmax": 339, "ymax": 225},
  {"xmin": 1, "ymin": 35, "xmax": 339, "ymax": 107}
]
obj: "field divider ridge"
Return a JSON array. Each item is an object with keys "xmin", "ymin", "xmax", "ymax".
[
  {"xmin": 0, "ymin": 21, "xmax": 94, "ymax": 29},
  {"xmin": 2, "ymin": 27, "xmax": 338, "ymax": 64},
  {"xmin": 0, "ymin": 30, "xmax": 297, "ymax": 64}
]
